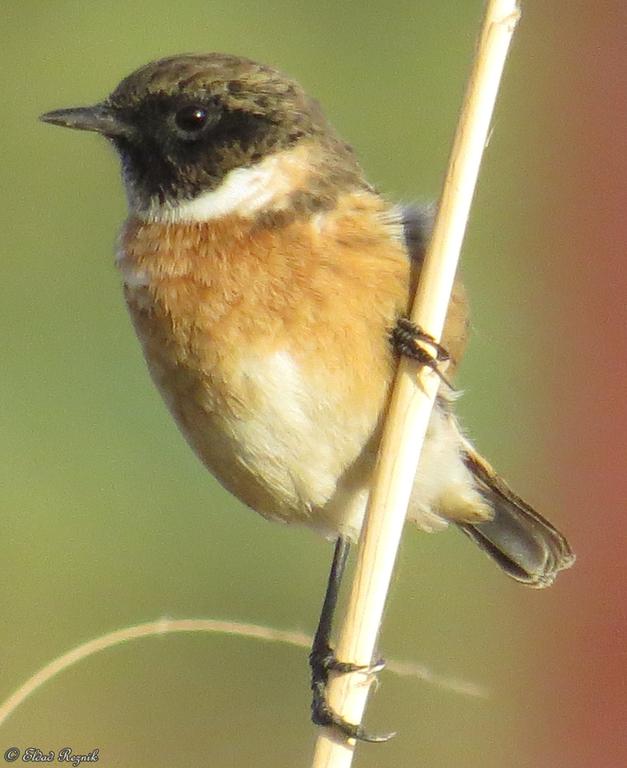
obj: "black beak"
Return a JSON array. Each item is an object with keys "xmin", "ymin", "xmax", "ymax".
[{"xmin": 40, "ymin": 104, "xmax": 134, "ymax": 140}]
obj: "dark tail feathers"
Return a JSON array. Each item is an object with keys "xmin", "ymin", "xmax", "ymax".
[{"xmin": 458, "ymin": 442, "xmax": 575, "ymax": 588}]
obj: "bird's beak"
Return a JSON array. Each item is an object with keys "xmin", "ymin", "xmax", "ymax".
[{"xmin": 40, "ymin": 103, "xmax": 134, "ymax": 140}]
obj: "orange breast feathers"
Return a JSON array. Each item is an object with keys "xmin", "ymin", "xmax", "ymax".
[
  {"xmin": 116, "ymin": 192, "xmax": 468, "ymax": 487},
  {"xmin": 116, "ymin": 191, "xmax": 469, "ymax": 522}
]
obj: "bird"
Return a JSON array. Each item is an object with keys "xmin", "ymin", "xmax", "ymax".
[{"xmin": 41, "ymin": 53, "xmax": 574, "ymax": 741}]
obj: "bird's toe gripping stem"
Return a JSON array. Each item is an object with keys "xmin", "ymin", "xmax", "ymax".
[
  {"xmin": 391, "ymin": 317, "xmax": 454, "ymax": 389},
  {"xmin": 310, "ymin": 643, "xmax": 392, "ymax": 743}
]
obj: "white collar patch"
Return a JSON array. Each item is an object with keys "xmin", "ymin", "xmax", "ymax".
[{"xmin": 139, "ymin": 145, "xmax": 311, "ymax": 224}]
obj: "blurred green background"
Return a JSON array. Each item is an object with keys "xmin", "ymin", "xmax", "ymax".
[{"xmin": 2, "ymin": 2, "xmax": 624, "ymax": 767}]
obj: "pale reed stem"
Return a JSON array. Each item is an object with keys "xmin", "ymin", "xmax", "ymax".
[{"xmin": 311, "ymin": 2, "xmax": 521, "ymax": 765}]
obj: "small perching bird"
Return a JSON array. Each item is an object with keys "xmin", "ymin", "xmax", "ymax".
[{"xmin": 41, "ymin": 53, "xmax": 574, "ymax": 740}]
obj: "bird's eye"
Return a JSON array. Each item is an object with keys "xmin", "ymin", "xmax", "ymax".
[
  {"xmin": 174, "ymin": 105, "xmax": 210, "ymax": 136},
  {"xmin": 175, "ymin": 105, "xmax": 208, "ymax": 131}
]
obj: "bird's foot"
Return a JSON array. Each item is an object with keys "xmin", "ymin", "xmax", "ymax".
[
  {"xmin": 391, "ymin": 317, "xmax": 455, "ymax": 389},
  {"xmin": 309, "ymin": 644, "xmax": 393, "ymax": 743}
]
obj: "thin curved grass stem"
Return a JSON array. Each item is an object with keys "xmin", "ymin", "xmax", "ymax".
[{"xmin": 0, "ymin": 617, "xmax": 485, "ymax": 727}]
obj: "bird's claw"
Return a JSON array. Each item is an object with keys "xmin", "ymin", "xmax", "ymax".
[
  {"xmin": 310, "ymin": 645, "xmax": 392, "ymax": 743},
  {"xmin": 391, "ymin": 317, "xmax": 455, "ymax": 389},
  {"xmin": 311, "ymin": 683, "xmax": 396, "ymax": 742}
]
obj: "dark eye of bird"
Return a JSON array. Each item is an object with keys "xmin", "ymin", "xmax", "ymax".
[{"xmin": 174, "ymin": 105, "xmax": 209, "ymax": 135}]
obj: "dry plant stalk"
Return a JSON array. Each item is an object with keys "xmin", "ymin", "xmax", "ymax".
[
  {"xmin": 311, "ymin": 1, "xmax": 522, "ymax": 766},
  {"xmin": 0, "ymin": 618, "xmax": 485, "ymax": 728}
]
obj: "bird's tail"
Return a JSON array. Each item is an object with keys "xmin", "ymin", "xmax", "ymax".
[{"xmin": 457, "ymin": 435, "xmax": 575, "ymax": 588}]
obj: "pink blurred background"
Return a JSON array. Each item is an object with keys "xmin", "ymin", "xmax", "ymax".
[{"xmin": 537, "ymin": 5, "xmax": 626, "ymax": 766}]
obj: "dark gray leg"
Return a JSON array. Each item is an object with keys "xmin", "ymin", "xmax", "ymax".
[{"xmin": 309, "ymin": 537, "xmax": 392, "ymax": 743}]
